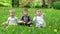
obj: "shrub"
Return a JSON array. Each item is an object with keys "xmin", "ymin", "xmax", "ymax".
[
  {"xmin": 34, "ymin": 3, "xmax": 42, "ymax": 8},
  {"xmin": 23, "ymin": 4, "xmax": 31, "ymax": 8},
  {"xmin": 0, "ymin": 2, "xmax": 11, "ymax": 7},
  {"xmin": 52, "ymin": 1, "xmax": 60, "ymax": 9}
]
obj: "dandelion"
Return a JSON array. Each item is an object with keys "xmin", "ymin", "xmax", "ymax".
[
  {"xmin": 23, "ymin": 22, "xmax": 26, "ymax": 24},
  {"xmin": 53, "ymin": 29, "xmax": 58, "ymax": 32}
]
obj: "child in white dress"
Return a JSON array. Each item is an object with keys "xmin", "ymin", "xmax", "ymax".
[
  {"xmin": 33, "ymin": 9, "xmax": 46, "ymax": 28},
  {"xmin": 2, "ymin": 9, "xmax": 18, "ymax": 25}
]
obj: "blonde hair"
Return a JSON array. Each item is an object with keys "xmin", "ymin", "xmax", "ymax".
[
  {"xmin": 9, "ymin": 9, "xmax": 15, "ymax": 13},
  {"xmin": 22, "ymin": 8, "xmax": 28, "ymax": 12}
]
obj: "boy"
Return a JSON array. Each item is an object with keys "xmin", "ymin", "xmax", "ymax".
[{"xmin": 18, "ymin": 9, "xmax": 32, "ymax": 27}]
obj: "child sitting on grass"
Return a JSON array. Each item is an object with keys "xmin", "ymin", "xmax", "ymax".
[
  {"xmin": 33, "ymin": 9, "xmax": 46, "ymax": 28},
  {"xmin": 18, "ymin": 9, "xmax": 32, "ymax": 27},
  {"xmin": 2, "ymin": 9, "xmax": 18, "ymax": 25}
]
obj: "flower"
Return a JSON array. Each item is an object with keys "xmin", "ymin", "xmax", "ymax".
[
  {"xmin": 54, "ymin": 29, "xmax": 58, "ymax": 32},
  {"xmin": 23, "ymin": 22, "xmax": 26, "ymax": 24}
]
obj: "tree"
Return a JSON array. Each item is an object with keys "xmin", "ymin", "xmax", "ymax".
[
  {"xmin": 42, "ymin": 0, "xmax": 47, "ymax": 8},
  {"xmin": 19, "ymin": 0, "xmax": 32, "ymax": 7},
  {"xmin": 12, "ymin": 0, "xmax": 19, "ymax": 7},
  {"xmin": 48, "ymin": 0, "xmax": 60, "ymax": 4}
]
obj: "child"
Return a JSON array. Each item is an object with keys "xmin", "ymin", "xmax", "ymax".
[
  {"xmin": 33, "ymin": 9, "xmax": 46, "ymax": 28},
  {"xmin": 2, "ymin": 9, "xmax": 18, "ymax": 25},
  {"xmin": 18, "ymin": 9, "xmax": 32, "ymax": 27}
]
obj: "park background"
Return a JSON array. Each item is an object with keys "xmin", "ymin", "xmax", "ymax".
[{"xmin": 0, "ymin": 0, "xmax": 60, "ymax": 34}]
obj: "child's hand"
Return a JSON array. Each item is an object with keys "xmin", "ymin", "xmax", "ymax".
[
  {"xmin": 2, "ymin": 22, "xmax": 8, "ymax": 26},
  {"xmin": 27, "ymin": 22, "xmax": 31, "ymax": 24},
  {"xmin": 43, "ymin": 13, "xmax": 46, "ymax": 16},
  {"xmin": 18, "ymin": 20, "xmax": 24, "ymax": 23}
]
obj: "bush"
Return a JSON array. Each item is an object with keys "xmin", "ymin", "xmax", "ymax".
[
  {"xmin": 34, "ymin": 3, "xmax": 42, "ymax": 8},
  {"xmin": 0, "ymin": 2, "xmax": 11, "ymax": 7},
  {"xmin": 52, "ymin": 1, "xmax": 60, "ymax": 9},
  {"xmin": 23, "ymin": 4, "xmax": 31, "ymax": 8}
]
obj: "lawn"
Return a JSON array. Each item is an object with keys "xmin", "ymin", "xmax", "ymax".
[{"xmin": 0, "ymin": 7, "xmax": 60, "ymax": 34}]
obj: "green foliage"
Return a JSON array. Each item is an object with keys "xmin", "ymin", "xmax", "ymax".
[
  {"xmin": 34, "ymin": 3, "xmax": 42, "ymax": 8},
  {"xmin": 19, "ymin": 0, "xmax": 26, "ymax": 3},
  {"xmin": 0, "ymin": 7, "xmax": 60, "ymax": 34},
  {"xmin": 0, "ymin": 0, "xmax": 11, "ymax": 7},
  {"xmin": 0, "ymin": 2, "xmax": 11, "ymax": 7},
  {"xmin": 52, "ymin": 1, "xmax": 60, "ymax": 9},
  {"xmin": 19, "ymin": 0, "xmax": 43, "ymax": 8},
  {"xmin": 23, "ymin": 5, "xmax": 31, "ymax": 8},
  {"xmin": 12, "ymin": 0, "xmax": 19, "ymax": 7}
]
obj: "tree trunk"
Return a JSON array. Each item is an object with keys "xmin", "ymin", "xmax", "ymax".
[
  {"xmin": 12, "ymin": 0, "xmax": 14, "ymax": 7},
  {"xmin": 42, "ymin": 0, "xmax": 47, "ymax": 8}
]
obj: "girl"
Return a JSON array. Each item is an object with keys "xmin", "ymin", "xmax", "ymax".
[
  {"xmin": 2, "ymin": 9, "xmax": 18, "ymax": 25},
  {"xmin": 33, "ymin": 9, "xmax": 46, "ymax": 28}
]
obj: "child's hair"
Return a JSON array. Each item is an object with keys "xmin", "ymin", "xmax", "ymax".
[
  {"xmin": 35, "ymin": 8, "xmax": 41, "ymax": 13},
  {"xmin": 35, "ymin": 8, "xmax": 41, "ymax": 16},
  {"xmin": 9, "ymin": 9, "xmax": 15, "ymax": 13},
  {"xmin": 22, "ymin": 8, "xmax": 28, "ymax": 13}
]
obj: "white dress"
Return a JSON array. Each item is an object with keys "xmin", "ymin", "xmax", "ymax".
[
  {"xmin": 6, "ymin": 16, "xmax": 18, "ymax": 25},
  {"xmin": 33, "ymin": 15, "xmax": 46, "ymax": 28}
]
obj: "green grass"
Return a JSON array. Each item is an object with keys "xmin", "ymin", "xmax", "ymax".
[{"xmin": 0, "ymin": 7, "xmax": 60, "ymax": 34}]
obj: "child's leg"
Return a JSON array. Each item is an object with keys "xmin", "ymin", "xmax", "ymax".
[
  {"xmin": 36, "ymin": 23, "xmax": 40, "ymax": 28},
  {"xmin": 40, "ymin": 25, "xmax": 43, "ymax": 28},
  {"xmin": 2, "ymin": 22, "xmax": 8, "ymax": 26},
  {"xmin": 42, "ymin": 23, "xmax": 46, "ymax": 27},
  {"xmin": 18, "ymin": 21, "xmax": 27, "ymax": 25},
  {"xmin": 18, "ymin": 23, "xmax": 23, "ymax": 25},
  {"xmin": 25, "ymin": 23, "xmax": 32, "ymax": 27},
  {"xmin": 18, "ymin": 21, "xmax": 24, "ymax": 25},
  {"xmin": 36, "ymin": 24, "xmax": 40, "ymax": 28},
  {"xmin": 40, "ymin": 23, "xmax": 46, "ymax": 28}
]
